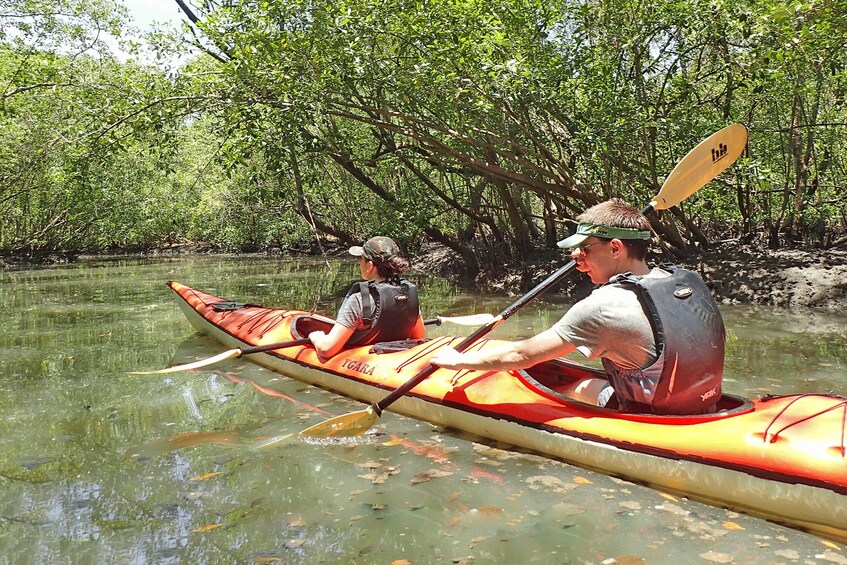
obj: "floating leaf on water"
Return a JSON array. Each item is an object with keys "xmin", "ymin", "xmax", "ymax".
[
  {"xmin": 392, "ymin": 560, "xmax": 412, "ymax": 565},
  {"xmin": 470, "ymin": 536, "xmax": 489, "ymax": 543},
  {"xmin": 612, "ymin": 555, "xmax": 645, "ymax": 565},
  {"xmin": 658, "ymin": 492, "xmax": 678, "ymax": 501},
  {"xmin": 722, "ymin": 521, "xmax": 744, "ymax": 531},
  {"xmin": 358, "ymin": 471, "xmax": 390, "ymax": 484},
  {"xmin": 619, "ymin": 501, "xmax": 641, "ymax": 511},
  {"xmin": 189, "ymin": 471, "xmax": 222, "ymax": 481},
  {"xmin": 358, "ymin": 460, "xmax": 384, "ymax": 469},
  {"xmin": 349, "ymin": 489, "xmax": 366, "ymax": 498},
  {"xmin": 572, "ymin": 476, "xmax": 592, "ymax": 484},
  {"xmin": 382, "ymin": 438, "xmax": 405, "ymax": 446},
  {"xmin": 525, "ymin": 475, "xmax": 576, "ymax": 494},
  {"xmin": 349, "ymin": 514, "xmax": 365, "ymax": 522},
  {"xmin": 699, "ymin": 551, "xmax": 733, "ymax": 563},
  {"xmin": 284, "ymin": 539, "xmax": 306, "ymax": 549},
  {"xmin": 410, "ymin": 469, "xmax": 453, "ymax": 485},
  {"xmin": 820, "ymin": 540, "xmax": 842, "ymax": 550},
  {"xmin": 191, "ymin": 523, "xmax": 222, "ymax": 533},
  {"xmin": 656, "ymin": 503, "xmax": 690, "ymax": 517},
  {"xmin": 686, "ymin": 520, "xmax": 727, "ymax": 539},
  {"xmin": 549, "ymin": 502, "xmax": 585, "ymax": 517}
]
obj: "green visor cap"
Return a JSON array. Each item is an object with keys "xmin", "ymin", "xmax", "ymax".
[{"xmin": 557, "ymin": 222, "xmax": 652, "ymax": 249}]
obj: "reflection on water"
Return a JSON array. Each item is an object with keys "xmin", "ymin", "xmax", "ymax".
[{"xmin": 1, "ymin": 255, "xmax": 846, "ymax": 563}]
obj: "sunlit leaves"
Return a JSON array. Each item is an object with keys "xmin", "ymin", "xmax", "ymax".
[{"xmin": 4, "ymin": 0, "xmax": 847, "ymax": 256}]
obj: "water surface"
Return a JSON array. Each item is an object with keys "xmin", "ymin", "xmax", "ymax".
[{"xmin": 1, "ymin": 255, "xmax": 846, "ymax": 564}]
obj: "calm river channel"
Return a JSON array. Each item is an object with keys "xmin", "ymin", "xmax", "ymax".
[{"xmin": 1, "ymin": 255, "xmax": 846, "ymax": 564}]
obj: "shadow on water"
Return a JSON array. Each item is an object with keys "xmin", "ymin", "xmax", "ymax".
[{"xmin": 1, "ymin": 255, "xmax": 846, "ymax": 564}]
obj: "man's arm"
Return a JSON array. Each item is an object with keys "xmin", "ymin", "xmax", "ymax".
[{"xmin": 430, "ymin": 328, "xmax": 576, "ymax": 371}]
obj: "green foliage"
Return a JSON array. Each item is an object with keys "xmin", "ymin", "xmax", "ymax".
[{"xmin": 1, "ymin": 0, "xmax": 846, "ymax": 260}]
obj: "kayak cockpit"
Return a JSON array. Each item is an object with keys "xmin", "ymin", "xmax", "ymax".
[
  {"xmin": 290, "ymin": 314, "xmax": 337, "ymax": 337},
  {"xmin": 521, "ymin": 357, "xmax": 754, "ymax": 421}
]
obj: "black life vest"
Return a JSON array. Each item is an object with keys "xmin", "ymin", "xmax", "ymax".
[
  {"xmin": 601, "ymin": 265, "xmax": 725, "ymax": 415},
  {"xmin": 344, "ymin": 279, "xmax": 420, "ymax": 347}
]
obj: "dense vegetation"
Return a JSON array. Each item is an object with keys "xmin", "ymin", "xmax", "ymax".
[{"xmin": 2, "ymin": 0, "xmax": 846, "ymax": 277}]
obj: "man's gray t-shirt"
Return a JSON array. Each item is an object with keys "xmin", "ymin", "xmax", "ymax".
[{"xmin": 553, "ymin": 267, "xmax": 671, "ymax": 370}]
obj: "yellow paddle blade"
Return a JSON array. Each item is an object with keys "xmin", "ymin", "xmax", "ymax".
[
  {"xmin": 298, "ymin": 406, "xmax": 378, "ymax": 438},
  {"xmin": 126, "ymin": 348, "xmax": 242, "ymax": 375},
  {"xmin": 249, "ymin": 432, "xmax": 296, "ymax": 451},
  {"xmin": 438, "ymin": 313, "xmax": 495, "ymax": 326},
  {"xmin": 651, "ymin": 123, "xmax": 748, "ymax": 211}
]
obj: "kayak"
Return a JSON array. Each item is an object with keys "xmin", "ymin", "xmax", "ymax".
[{"xmin": 166, "ymin": 280, "xmax": 847, "ymax": 542}]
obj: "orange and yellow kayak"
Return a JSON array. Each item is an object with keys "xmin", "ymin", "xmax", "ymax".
[{"xmin": 168, "ymin": 281, "xmax": 847, "ymax": 542}]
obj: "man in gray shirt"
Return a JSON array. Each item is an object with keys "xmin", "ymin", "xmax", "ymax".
[{"xmin": 432, "ymin": 198, "xmax": 725, "ymax": 415}]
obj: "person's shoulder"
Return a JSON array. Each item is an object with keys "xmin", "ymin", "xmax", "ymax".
[
  {"xmin": 647, "ymin": 266, "xmax": 673, "ymax": 278},
  {"xmin": 584, "ymin": 281, "xmax": 639, "ymax": 305},
  {"xmin": 340, "ymin": 290, "xmax": 364, "ymax": 310}
]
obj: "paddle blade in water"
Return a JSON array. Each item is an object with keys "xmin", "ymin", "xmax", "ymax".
[
  {"xmin": 127, "ymin": 348, "xmax": 242, "ymax": 374},
  {"xmin": 250, "ymin": 432, "xmax": 297, "ymax": 451},
  {"xmin": 298, "ymin": 406, "xmax": 378, "ymax": 438}
]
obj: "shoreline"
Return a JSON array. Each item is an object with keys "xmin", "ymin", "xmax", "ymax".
[
  {"xmin": 3, "ymin": 242, "xmax": 846, "ymax": 312},
  {"xmin": 415, "ymin": 241, "xmax": 847, "ymax": 312}
]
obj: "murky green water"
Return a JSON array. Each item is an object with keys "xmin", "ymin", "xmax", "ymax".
[{"xmin": 1, "ymin": 255, "xmax": 846, "ymax": 564}]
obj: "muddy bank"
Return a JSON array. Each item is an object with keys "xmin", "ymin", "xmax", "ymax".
[
  {"xmin": 414, "ymin": 242, "xmax": 847, "ymax": 312},
  {"xmin": 4, "ymin": 242, "xmax": 844, "ymax": 312}
]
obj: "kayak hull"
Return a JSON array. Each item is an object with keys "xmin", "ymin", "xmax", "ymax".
[{"xmin": 167, "ymin": 281, "xmax": 847, "ymax": 542}]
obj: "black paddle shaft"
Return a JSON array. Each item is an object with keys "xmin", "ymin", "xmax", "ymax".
[{"xmin": 372, "ymin": 203, "xmax": 657, "ymax": 416}]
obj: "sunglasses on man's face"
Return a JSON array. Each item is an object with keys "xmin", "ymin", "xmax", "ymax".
[{"xmin": 573, "ymin": 240, "xmax": 610, "ymax": 255}]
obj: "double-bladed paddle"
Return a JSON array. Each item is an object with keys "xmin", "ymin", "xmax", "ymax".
[
  {"xmin": 296, "ymin": 123, "xmax": 748, "ymax": 438},
  {"xmin": 128, "ymin": 313, "xmax": 495, "ymax": 375}
]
